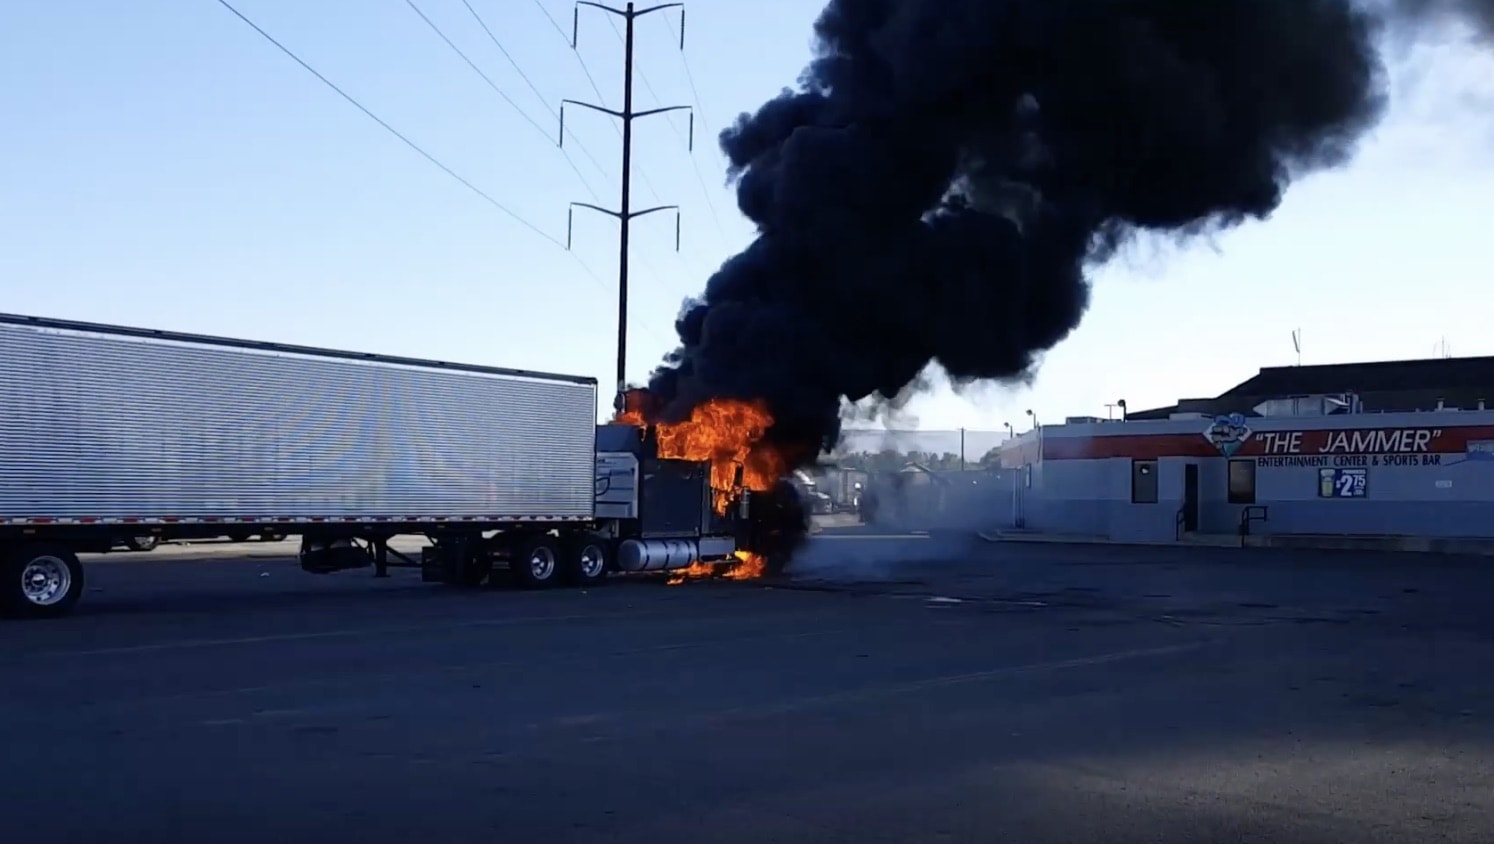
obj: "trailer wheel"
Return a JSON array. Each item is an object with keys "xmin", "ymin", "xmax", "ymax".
[
  {"xmin": 124, "ymin": 535, "xmax": 159, "ymax": 552},
  {"xmin": 511, "ymin": 535, "xmax": 561, "ymax": 589},
  {"xmin": 562, "ymin": 535, "xmax": 610, "ymax": 588},
  {"xmin": 1, "ymin": 545, "xmax": 85, "ymax": 619}
]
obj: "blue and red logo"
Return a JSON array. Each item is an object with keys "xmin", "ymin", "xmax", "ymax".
[{"xmin": 1203, "ymin": 413, "xmax": 1252, "ymax": 457}]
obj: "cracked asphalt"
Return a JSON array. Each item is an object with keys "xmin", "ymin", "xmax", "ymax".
[{"xmin": 2, "ymin": 529, "xmax": 1491, "ymax": 842}]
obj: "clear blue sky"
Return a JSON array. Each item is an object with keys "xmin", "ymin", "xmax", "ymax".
[{"xmin": 4, "ymin": 2, "xmax": 1492, "ymax": 440}]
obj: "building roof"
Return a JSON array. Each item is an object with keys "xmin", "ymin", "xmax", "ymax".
[
  {"xmin": 1128, "ymin": 355, "xmax": 1494, "ymax": 421},
  {"xmin": 1220, "ymin": 356, "xmax": 1494, "ymax": 398}
]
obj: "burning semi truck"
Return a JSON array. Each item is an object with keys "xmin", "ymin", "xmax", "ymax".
[{"xmin": 0, "ymin": 313, "xmax": 792, "ymax": 619}]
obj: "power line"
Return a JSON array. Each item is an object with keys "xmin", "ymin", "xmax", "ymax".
[
  {"xmin": 470, "ymin": 0, "xmax": 675, "ymax": 344},
  {"xmin": 566, "ymin": 1, "xmax": 694, "ymax": 395},
  {"xmin": 663, "ymin": 16, "xmax": 730, "ymax": 244},
  {"xmin": 213, "ymin": 0, "xmax": 672, "ymax": 349},
  {"xmin": 213, "ymin": 0, "xmax": 562, "ymax": 249},
  {"xmin": 459, "ymin": 0, "xmax": 619, "ymax": 192},
  {"xmin": 531, "ymin": 0, "xmax": 609, "ymax": 109},
  {"xmin": 533, "ymin": 0, "xmax": 666, "ymax": 205},
  {"xmin": 403, "ymin": 0, "xmax": 606, "ymax": 202},
  {"xmin": 665, "ymin": 15, "xmax": 713, "ymax": 140},
  {"xmin": 529, "ymin": 0, "xmax": 678, "ymax": 316},
  {"xmin": 461, "ymin": 0, "xmax": 551, "ymax": 108},
  {"xmin": 610, "ymin": 15, "xmax": 727, "ymax": 244},
  {"xmin": 468, "ymin": 0, "xmax": 676, "ymax": 322},
  {"xmin": 543, "ymin": 10, "xmax": 691, "ymax": 289}
]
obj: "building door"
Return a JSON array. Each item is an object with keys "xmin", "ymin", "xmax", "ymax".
[{"xmin": 1182, "ymin": 463, "xmax": 1200, "ymax": 532}]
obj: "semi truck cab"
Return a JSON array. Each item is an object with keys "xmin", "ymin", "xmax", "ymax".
[{"xmin": 591, "ymin": 422, "xmax": 747, "ymax": 573}]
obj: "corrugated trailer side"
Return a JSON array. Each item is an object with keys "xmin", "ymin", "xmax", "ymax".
[
  {"xmin": 0, "ymin": 315, "xmax": 598, "ymax": 524},
  {"xmin": 0, "ymin": 313, "xmax": 602, "ymax": 618}
]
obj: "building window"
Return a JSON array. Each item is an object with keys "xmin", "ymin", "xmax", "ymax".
[
  {"xmin": 1228, "ymin": 459, "xmax": 1256, "ymax": 504},
  {"xmin": 1131, "ymin": 459, "xmax": 1158, "ymax": 504}
]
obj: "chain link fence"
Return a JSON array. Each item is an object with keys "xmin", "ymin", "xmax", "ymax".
[
  {"xmin": 831, "ymin": 428, "xmax": 1011, "ymax": 471},
  {"xmin": 796, "ymin": 429, "xmax": 1018, "ymax": 530}
]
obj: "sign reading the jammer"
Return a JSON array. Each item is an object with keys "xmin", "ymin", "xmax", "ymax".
[{"xmin": 1254, "ymin": 428, "xmax": 1448, "ymax": 468}]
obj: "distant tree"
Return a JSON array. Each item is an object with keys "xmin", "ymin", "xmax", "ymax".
[{"xmin": 831, "ymin": 448, "xmax": 910, "ymax": 474}]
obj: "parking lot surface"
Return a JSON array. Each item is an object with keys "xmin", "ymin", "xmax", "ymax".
[{"xmin": 2, "ymin": 531, "xmax": 1492, "ymax": 842}]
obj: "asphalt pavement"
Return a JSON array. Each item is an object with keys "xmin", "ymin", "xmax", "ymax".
[{"xmin": 2, "ymin": 528, "xmax": 1492, "ymax": 842}]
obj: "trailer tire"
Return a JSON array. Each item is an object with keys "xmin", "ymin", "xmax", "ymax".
[
  {"xmin": 124, "ymin": 535, "xmax": 159, "ymax": 552},
  {"xmin": 562, "ymin": 535, "xmax": 610, "ymax": 588},
  {"xmin": 1, "ymin": 545, "xmax": 85, "ymax": 619},
  {"xmin": 511, "ymin": 535, "xmax": 562, "ymax": 589}
]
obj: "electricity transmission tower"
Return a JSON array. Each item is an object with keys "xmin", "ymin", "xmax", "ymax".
[{"xmin": 561, "ymin": 1, "xmax": 694, "ymax": 404}]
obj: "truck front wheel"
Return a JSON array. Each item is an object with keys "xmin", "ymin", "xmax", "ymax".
[{"xmin": 1, "ymin": 544, "xmax": 85, "ymax": 619}]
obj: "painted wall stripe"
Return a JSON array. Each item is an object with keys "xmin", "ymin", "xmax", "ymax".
[{"xmin": 1038, "ymin": 424, "xmax": 1494, "ymax": 461}]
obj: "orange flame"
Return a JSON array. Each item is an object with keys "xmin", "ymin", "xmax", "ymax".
[
  {"xmin": 664, "ymin": 551, "xmax": 766, "ymax": 585},
  {"xmin": 665, "ymin": 560, "xmax": 716, "ymax": 586},
  {"xmin": 617, "ymin": 391, "xmax": 782, "ymax": 582},
  {"xmin": 722, "ymin": 550, "xmax": 766, "ymax": 580},
  {"xmin": 616, "ymin": 392, "xmax": 784, "ymax": 515}
]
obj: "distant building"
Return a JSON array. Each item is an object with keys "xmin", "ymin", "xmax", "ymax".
[{"xmin": 999, "ymin": 353, "xmax": 1494, "ymax": 544}]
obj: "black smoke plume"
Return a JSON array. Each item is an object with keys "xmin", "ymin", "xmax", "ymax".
[
  {"xmin": 1386, "ymin": 0, "xmax": 1494, "ymax": 36},
  {"xmin": 636, "ymin": 0, "xmax": 1486, "ymax": 553}
]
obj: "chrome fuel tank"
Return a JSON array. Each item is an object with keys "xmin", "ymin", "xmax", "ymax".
[
  {"xmin": 615, "ymin": 536, "xmax": 737, "ymax": 572},
  {"xmin": 615, "ymin": 538, "xmax": 699, "ymax": 572}
]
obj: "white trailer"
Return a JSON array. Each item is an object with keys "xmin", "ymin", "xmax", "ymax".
[{"xmin": 0, "ymin": 314, "xmax": 750, "ymax": 619}]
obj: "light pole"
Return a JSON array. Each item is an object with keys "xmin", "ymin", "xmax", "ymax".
[
  {"xmin": 1003, "ymin": 422, "xmax": 1017, "ymax": 528},
  {"xmin": 1023, "ymin": 409, "xmax": 1041, "ymax": 529}
]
